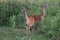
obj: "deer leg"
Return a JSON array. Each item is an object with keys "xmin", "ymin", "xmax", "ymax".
[
  {"xmin": 26, "ymin": 24, "xmax": 29, "ymax": 36},
  {"xmin": 32, "ymin": 25, "xmax": 34, "ymax": 34},
  {"xmin": 26, "ymin": 26, "xmax": 30, "ymax": 40},
  {"xmin": 26, "ymin": 27, "xmax": 28, "ymax": 36},
  {"xmin": 28, "ymin": 26, "xmax": 30, "ymax": 34}
]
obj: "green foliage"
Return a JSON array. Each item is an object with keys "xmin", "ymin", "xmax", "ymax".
[
  {"xmin": 0, "ymin": 0, "xmax": 60, "ymax": 40},
  {"xmin": 9, "ymin": 15, "xmax": 16, "ymax": 28}
]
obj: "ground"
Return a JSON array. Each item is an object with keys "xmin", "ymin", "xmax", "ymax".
[{"xmin": 0, "ymin": 26, "xmax": 48, "ymax": 40}]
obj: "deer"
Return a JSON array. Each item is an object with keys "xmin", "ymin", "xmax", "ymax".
[{"xmin": 21, "ymin": 5, "xmax": 47, "ymax": 36}]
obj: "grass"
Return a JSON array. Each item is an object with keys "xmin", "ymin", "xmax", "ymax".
[
  {"xmin": 0, "ymin": 26, "xmax": 49, "ymax": 40},
  {"xmin": 0, "ymin": 0, "xmax": 60, "ymax": 40},
  {"xmin": 0, "ymin": 27, "xmax": 26, "ymax": 40}
]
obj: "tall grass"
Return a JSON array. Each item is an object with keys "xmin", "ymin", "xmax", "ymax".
[{"xmin": 0, "ymin": 0, "xmax": 60, "ymax": 40}]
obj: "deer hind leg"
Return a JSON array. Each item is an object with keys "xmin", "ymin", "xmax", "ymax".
[{"xmin": 32, "ymin": 25, "xmax": 34, "ymax": 34}]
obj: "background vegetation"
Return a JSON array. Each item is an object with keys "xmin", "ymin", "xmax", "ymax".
[{"xmin": 0, "ymin": 0, "xmax": 60, "ymax": 40}]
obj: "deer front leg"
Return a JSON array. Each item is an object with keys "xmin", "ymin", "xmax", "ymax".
[
  {"xmin": 26, "ymin": 25, "xmax": 29, "ymax": 36},
  {"xmin": 28, "ymin": 26, "xmax": 30, "ymax": 34},
  {"xmin": 26, "ymin": 24, "xmax": 30, "ymax": 36}
]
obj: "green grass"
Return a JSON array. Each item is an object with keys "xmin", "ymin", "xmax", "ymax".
[
  {"xmin": 0, "ymin": 26, "xmax": 49, "ymax": 40},
  {"xmin": 0, "ymin": 27, "xmax": 26, "ymax": 40},
  {"xmin": 0, "ymin": 0, "xmax": 60, "ymax": 40}
]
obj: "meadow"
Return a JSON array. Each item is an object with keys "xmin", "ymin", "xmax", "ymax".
[{"xmin": 0, "ymin": 0, "xmax": 60, "ymax": 40}]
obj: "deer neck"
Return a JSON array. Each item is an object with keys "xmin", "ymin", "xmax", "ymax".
[
  {"xmin": 40, "ymin": 9, "xmax": 46, "ymax": 21},
  {"xmin": 24, "ymin": 11, "xmax": 29, "ymax": 19},
  {"xmin": 41, "ymin": 9, "xmax": 45, "ymax": 17}
]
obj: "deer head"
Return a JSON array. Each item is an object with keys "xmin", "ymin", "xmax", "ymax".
[
  {"xmin": 41, "ymin": 5, "xmax": 47, "ymax": 11},
  {"xmin": 41, "ymin": 5, "xmax": 47, "ymax": 16},
  {"xmin": 21, "ymin": 7, "xmax": 29, "ymax": 19}
]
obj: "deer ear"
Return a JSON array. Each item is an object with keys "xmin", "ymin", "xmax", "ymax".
[
  {"xmin": 21, "ymin": 7, "xmax": 27, "ymax": 12},
  {"xmin": 41, "ymin": 5, "xmax": 43, "ymax": 7},
  {"xmin": 21, "ymin": 9, "xmax": 24, "ymax": 12},
  {"xmin": 27, "ymin": 6, "xmax": 32, "ymax": 10},
  {"xmin": 41, "ymin": 5, "xmax": 48, "ymax": 8},
  {"xmin": 44, "ymin": 5, "xmax": 48, "ymax": 8},
  {"xmin": 21, "ymin": 7, "xmax": 26, "ymax": 12}
]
